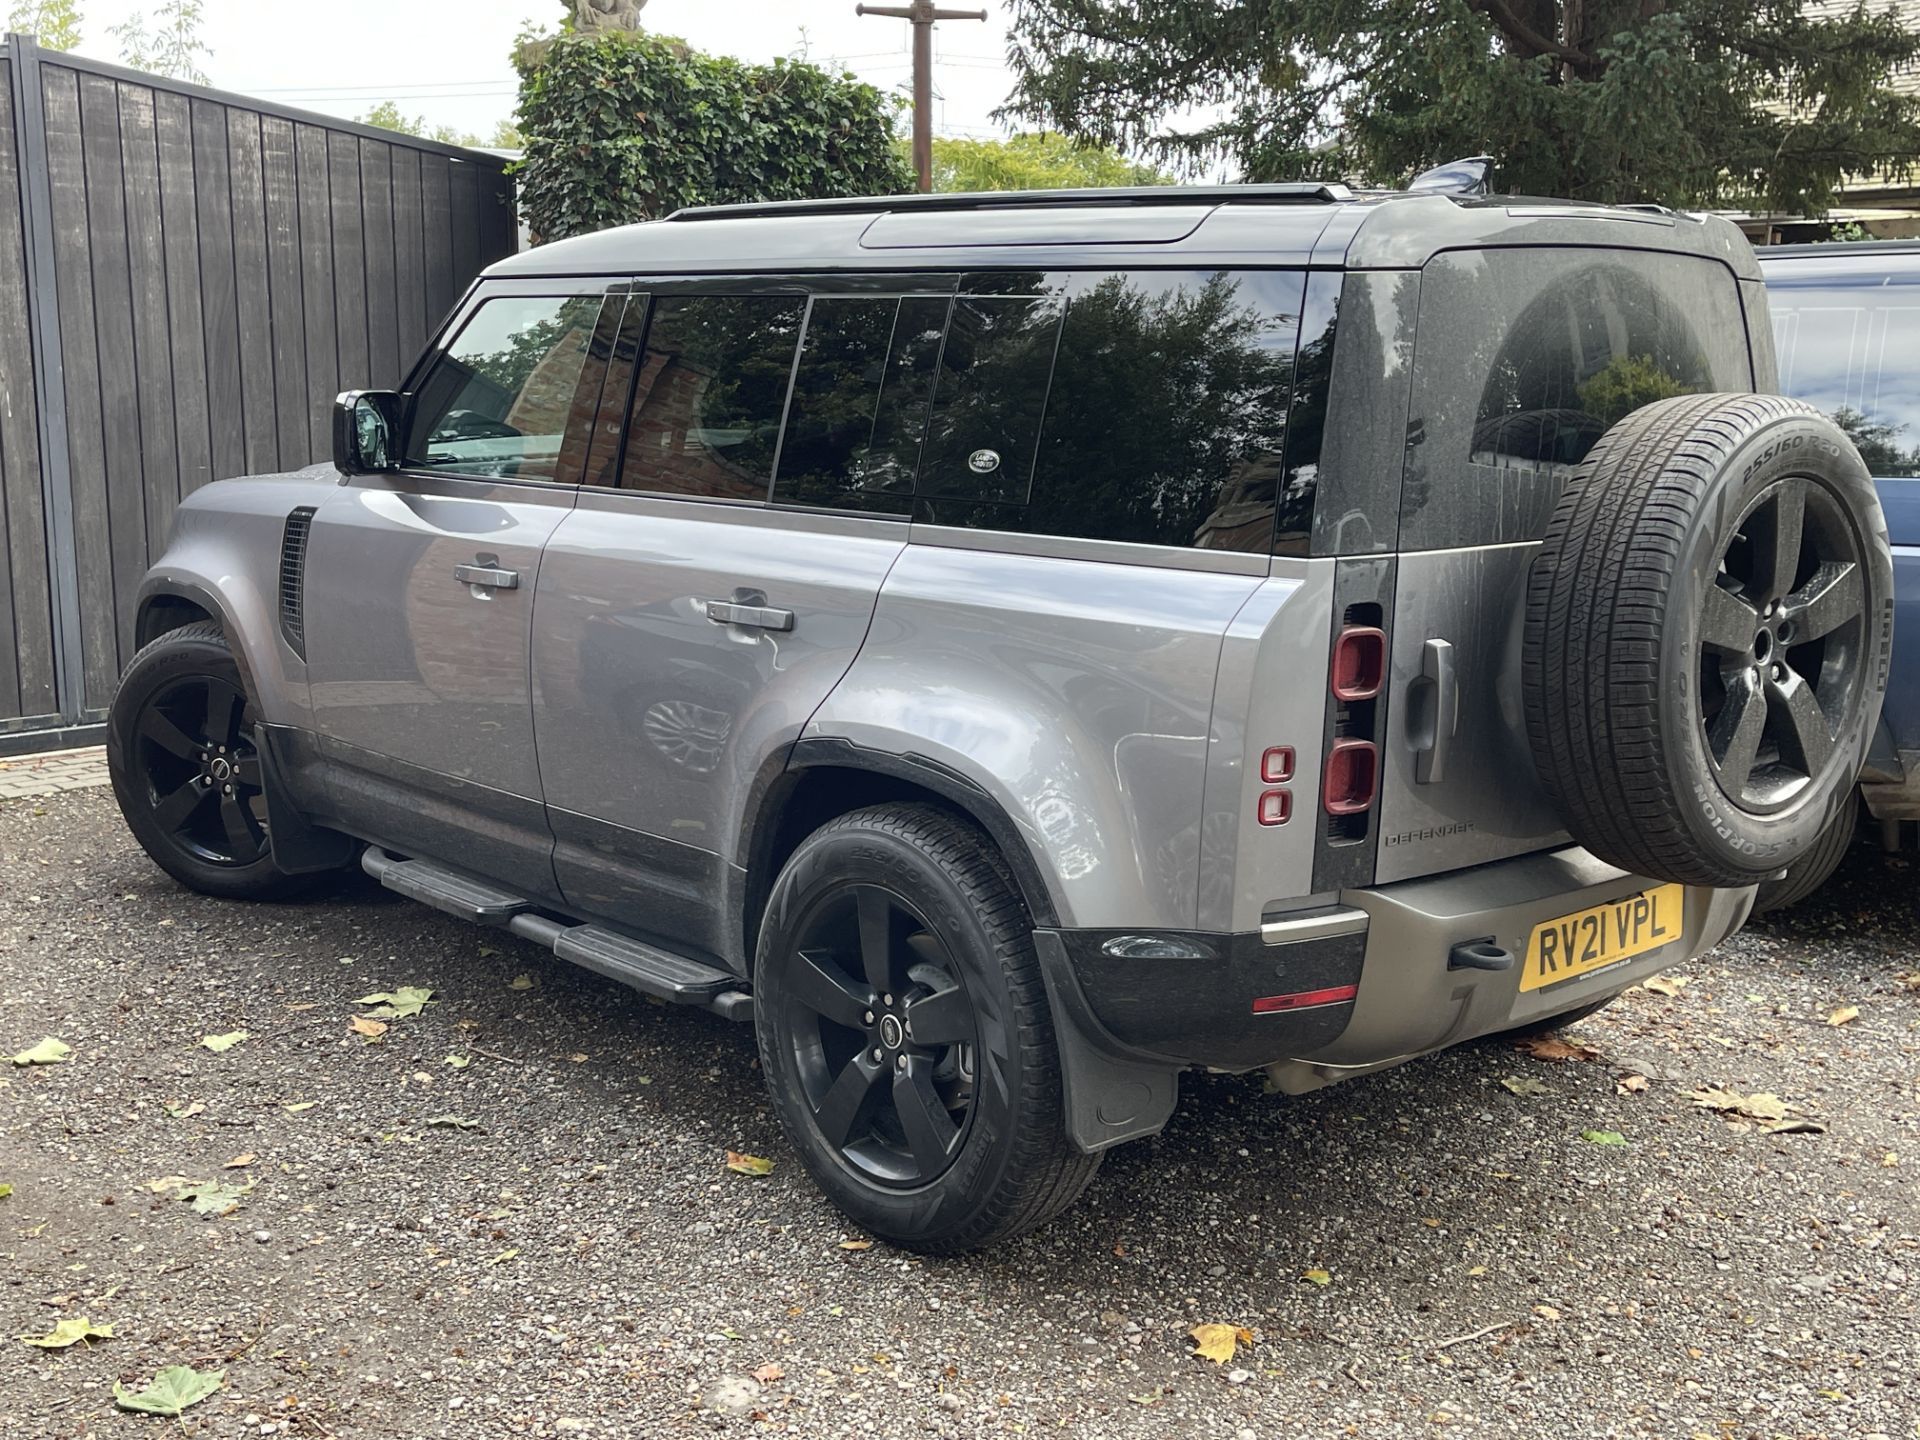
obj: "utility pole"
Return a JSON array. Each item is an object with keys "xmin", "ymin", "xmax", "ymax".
[{"xmin": 855, "ymin": 0, "xmax": 988, "ymax": 193}]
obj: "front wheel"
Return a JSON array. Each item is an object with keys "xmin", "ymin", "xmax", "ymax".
[
  {"xmin": 107, "ymin": 621, "xmax": 307, "ymax": 901},
  {"xmin": 754, "ymin": 804, "xmax": 1099, "ymax": 1254}
]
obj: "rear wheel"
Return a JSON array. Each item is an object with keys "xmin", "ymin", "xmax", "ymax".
[
  {"xmin": 107, "ymin": 621, "xmax": 306, "ymax": 900},
  {"xmin": 754, "ymin": 804, "xmax": 1099, "ymax": 1253}
]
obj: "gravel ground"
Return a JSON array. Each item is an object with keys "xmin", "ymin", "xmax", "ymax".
[{"xmin": 3, "ymin": 787, "xmax": 1917, "ymax": 1440}]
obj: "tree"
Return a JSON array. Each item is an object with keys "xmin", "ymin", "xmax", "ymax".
[
  {"xmin": 1003, "ymin": 1, "xmax": 1920, "ymax": 213},
  {"xmin": 930, "ymin": 131, "xmax": 1169, "ymax": 191},
  {"xmin": 358, "ymin": 102, "xmax": 523, "ymax": 151},
  {"xmin": 7, "ymin": 0, "xmax": 82, "ymax": 50},
  {"xmin": 113, "ymin": 0, "xmax": 209, "ymax": 85},
  {"xmin": 1829, "ymin": 405, "xmax": 1920, "ymax": 476},
  {"xmin": 514, "ymin": 27, "xmax": 911, "ymax": 242}
]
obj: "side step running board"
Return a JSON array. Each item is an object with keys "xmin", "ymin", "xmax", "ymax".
[
  {"xmin": 361, "ymin": 848, "xmax": 529, "ymax": 924},
  {"xmin": 360, "ymin": 848, "xmax": 752, "ymax": 1021}
]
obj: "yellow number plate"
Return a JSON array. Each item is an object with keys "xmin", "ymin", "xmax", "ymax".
[{"xmin": 1521, "ymin": 883, "xmax": 1684, "ymax": 992}]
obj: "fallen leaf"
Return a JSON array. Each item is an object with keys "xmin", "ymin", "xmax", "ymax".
[
  {"xmin": 425, "ymin": 1115, "xmax": 481, "ymax": 1130},
  {"xmin": 349, "ymin": 1015, "xmax": 388, "ymax": 1040},
  {"xmin": 10, "ymin": 1037, "xmax": 71, "ymax": 1066},
  {"xmin": 726, "ymin": 1151, "xmax": 775, "ymax": 1177},
  {"xmin": 1894, "ymin": 972, "xmax": 1920, "ymax": 994},
  {"xmin": 1532, "ymin": 1304, "xmax": 1562, "ymax": 1322},
  {"xmin": 199, "ymin": 1031, "xmax": 248, "ymax": 1053},
  {"xmin": 1641, "ymin": 975, "xmax": 1689, "ymax": 997},
  {"xmin": 1690, "ymin": 1086, "xmax": 1789, "ymax": 1122},
  {"xmin": 1581, "ymin": 1129, "xmax": 1628, "ymax": 1146},
  {"xmin": 1301, "ymin": 1268, "xmax": 1332, "ymax": 1286},
  {"xmin": 1466, "ymin": 1265, "xmax": 1486, "ymax": 1276},
  {"xmin": 1616, "ymin": 1074, "xmax": 1650, "ymax": 1095},
  {"xmin": 223, "ymin": 1154, "xmax": 255, "ymax": 1169},
  {"xmin": 508, "ymin": 974, "xmax": 535, "ymax": 991},
  {"xmin": 161, "ymin": 1101, "xmax": 203, "ymax": 1119},
  {"xmin": 1514, "ymin": 1035, "xmax": 1599, "ymax": 1062},
  {"xmin": 282, "ymin": 1101, "xmax": 318, "ymax": 1114},
  {"xmin": 1826, "ymin": 1005, "xmax": 1860, "ymax": 1027},
  {"xmin": 1188, "ymin": 1323, "xmax": 1254, "ymax": 1363},
  {"xmin": 1500, "ymin": 1075, "xmax": 1549, "ymax": 1096},
  {"xmin": 444, "ymin": 1054, "xmax": 471, "ymax": 1069},
  {"xmin": 837, "ymin": 1239, "xmax": 874, "ymax": 1251},
  {"xmin": 486, "ymin": 1247, "xmax": 518, "ymax": 1266},
  {"xmin": 173, "ymin": 1181, "xmax": 250, "ymax": 1217},
  {"xmin": 356, "ymin": 986, "xmax": 436, "ymax": 1020},
  {"xmin": 751, "ymin": 1363, "xmax": 785, "ymax": 1384},
  {"xmin": 113, "ymin": 1364, "xmax": 223, "ymax": 1416},
  {"xmin": 1882, "ymin": 1152, "xmax": 1901, "ymax": 1168},
  {"xmin": 568, "ymin": 1052, "xmax": 589, "ymax": 1063},
  {"xmin": 0, "ymin": 1183, "xmax": 11, "ymax": 1199},
  {"xmin": 140, "ymin": 1176, "xmax": 191, "ymax": 1193},
  {"xmin": 19, "ymin": 1316, "xmax": 113, "ymax": 1348}
]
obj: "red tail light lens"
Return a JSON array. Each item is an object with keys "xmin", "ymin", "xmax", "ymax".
[
  {"xmin": 1259, "ymin": 746, "xmax": 1295, "ymax": 784},
  {"xmin": 1322, "ymin": 738, "xmax": 1379, "ymax": 815},
  {"xmin": 1256, "ymin": 789, "xmax": 1292, "ymax": 826},
  {"xmin": 1331, "ymin": 625, "xmax": 1386, "ymax": 701}
]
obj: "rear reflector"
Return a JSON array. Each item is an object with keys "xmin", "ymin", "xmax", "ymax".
[
  {"xmin": 1256, "ymin": 789, "xmax": 1292, "ymax": 826},
  {"xmin": 1252, "ymin": 983, "xmax": 1359, "ymax": 1014},
  {"xmin": 1331, "ymin": 625, "xmax": 1386, "ymax": 701},
  {"xmin": 1322, "ymin": 738, "xmax": 1379, "ymax": 815},
  {"xmin": 1259, "ymin": 745, "xmax": 1295, "ymax": 784}
]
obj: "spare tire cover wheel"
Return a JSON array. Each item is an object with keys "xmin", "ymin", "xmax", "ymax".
[{"xmin": 1524, "ymin": 393, "xmax": 1894, "ymax": 888}]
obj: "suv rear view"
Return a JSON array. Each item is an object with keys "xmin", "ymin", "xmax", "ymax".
[{"xmin": 108, "ymin": 184, "xmax": 1892, "ymax": 1251}]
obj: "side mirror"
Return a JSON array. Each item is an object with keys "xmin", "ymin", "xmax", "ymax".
[{"xmin": 332, "ymin": 390, "xmax": 404, "ymax": 474}]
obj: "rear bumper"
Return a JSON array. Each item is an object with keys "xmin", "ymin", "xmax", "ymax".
[{"xmin": 1038, "ymin": 844, "xmax": 1754, "ymax": 1145}]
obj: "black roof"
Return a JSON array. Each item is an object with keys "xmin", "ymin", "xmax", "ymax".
[{"xmin": 488, "ymin": 187, "xmax": 1762, "ymax": 281}]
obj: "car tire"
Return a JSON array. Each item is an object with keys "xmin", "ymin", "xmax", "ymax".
[
  {"xmin": 107, "ymin": 621, "xmax": 311, "ymax": 901},
  {"xmin": 1754, "ymin": 785, "xmax": 1861, "ymax": 915},
  {"xmin": 1524, "ymin": 394, "xmax": 1893, "ymax": 887},
  {"xmin": 753, "ymin": 803, "xmax": 1100, "ymax": 1254}
]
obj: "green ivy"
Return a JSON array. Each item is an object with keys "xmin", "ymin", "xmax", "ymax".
[{"xmin": 514, "ymin": 30, "xmax": 913, "ymax": 243}]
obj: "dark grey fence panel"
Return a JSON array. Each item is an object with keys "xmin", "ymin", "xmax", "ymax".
[
  {"xmin": 0, "ymin": 55, "xmax": 57, "ymax": 727},
  {"xmin": 0, "ymin": 36, "xmax": 518, "ymax": 734}
]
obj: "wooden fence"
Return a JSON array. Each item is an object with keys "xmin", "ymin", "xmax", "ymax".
[{"xmin": 0, "ymin": 34, "xmax": 517, "ymax": 749}]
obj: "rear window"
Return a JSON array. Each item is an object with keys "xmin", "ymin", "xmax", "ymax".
[
  {"xmin": 1766, "ymin": 258, "xmax": 1920, "ymax": 478},
  {"xmin": 1401, "ymin": 249, "xmax": 1754, "ymax": 550}
]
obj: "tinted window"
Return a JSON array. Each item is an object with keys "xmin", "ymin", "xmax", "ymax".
[
  {"xmin": 917, "ymin": 287, "xmax": 1067, "ymax": 504},
  {"xmin": 618, "ymin": 294, "xmax": 806, "ymax": 500},
  {"xmin": 579, "ymin": 293, "xmax": 647, "ymax": 488},
  {"xmin": 916, "ymin": 270, "xmax": 1303, "ymax": 551},
  {"xmin": 1402, "ymin": 250, "xmax": 1753, "ymax": 549},
  {"xmin": 772, "ymin": 294, "xmax": 949, "ymax": 511},
  {"xmin": 1767, "ymin": 260, "xmax": 1920, "ymax": 477},
  {"xmin": 407, "ymin": 294, "xmax": 608, "ymax": 481}
]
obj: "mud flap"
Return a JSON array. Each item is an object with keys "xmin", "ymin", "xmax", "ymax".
[{"xmin": 1031, "ymin": 930, "xmax": 1180, "ymax": 1153}]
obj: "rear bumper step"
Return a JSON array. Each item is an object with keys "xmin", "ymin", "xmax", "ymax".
[{"xmin": 360, "ymin": 849, "xmax": 752, "ymax": 1020}]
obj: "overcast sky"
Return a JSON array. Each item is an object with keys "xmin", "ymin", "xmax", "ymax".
[{"xmin": 59, "ymin": 0, "xmax": 1021, "ymax": 141}]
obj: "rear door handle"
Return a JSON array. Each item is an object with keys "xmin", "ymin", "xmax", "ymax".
[
  {"xmin": 454, "ymin": 563, "xmax": 519, "ymax": 590},
  {"xmin": 704, "ymin": 599, "xmax": 794, "ymax": 632},
  {"xmin": 1409, "ymin": 637, "xmax": 1458, "ymax": 784}
]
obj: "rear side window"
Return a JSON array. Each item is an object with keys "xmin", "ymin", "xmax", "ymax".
[
  {"xmin": 915, "ymin": 269, "xmax": 1305, "ymax": 551},
  {"xmin": 772, "ymin": 294, "xmax": 949, "ymax": 512},
  {"xmin": 618, "ymin": 294, "xmax": 806, "ymax": 500},
  {"xmin": 1402, "ymin": 249, "xmax": 1753, "ymax": 550},
  {"xmin": 407, "ymin": 294, "xmax": 608, "ymax": 481},
  {"xmin": 1768, "ymin": 260, "xmax": 1920, "ymax": 477}
]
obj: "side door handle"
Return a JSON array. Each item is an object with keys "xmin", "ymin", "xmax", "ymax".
[
  {"xmin": 1408, "ymin": 637, "xmax": 1458, "ymax": 784},
  {"xmin": 704, "ymin": 598, "xmax": 795, "ymax": 632},
  {"xmin": 454, "ymin": 562, "xmax": 519, "ymax": 590}
]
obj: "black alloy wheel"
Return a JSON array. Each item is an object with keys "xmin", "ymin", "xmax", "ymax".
[
  {"xmin": 1700, "ymin": 475, "xmax": 1868, "ymax": 812},
  {"xmin": 131, "ymin": 672, "xmax": 270, "ymax": 867},
  {"xmin": 783, "ymin": 882, "xmax": 978, "ymax": 1187},
  {"xmin": 753, "ymin": 804, "xmax": 1100, "ymax": 1253}
]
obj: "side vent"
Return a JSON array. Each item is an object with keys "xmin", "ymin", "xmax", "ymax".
[{"xmin": 278, "ymin": 507, "xmax": 317, "ymax": 660}]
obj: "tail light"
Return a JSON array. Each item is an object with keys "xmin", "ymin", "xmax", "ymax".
[
  {"xmin": 1331, "ymin": 625, "xmax": 1385, "ymax": 700},
  {"xmin": 1322, "ymin": 738, "xmax": 1379, "ymax": 815}
]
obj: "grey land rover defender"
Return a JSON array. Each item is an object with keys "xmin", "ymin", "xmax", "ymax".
[{"xmin": 108, "ymin": 180, "xmax": 1893, "ymax": 1252}]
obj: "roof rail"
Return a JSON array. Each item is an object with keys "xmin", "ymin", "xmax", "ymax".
[{"xmin": 664, "ymin": 182, "xmax": 1354, "ymax": 223}]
